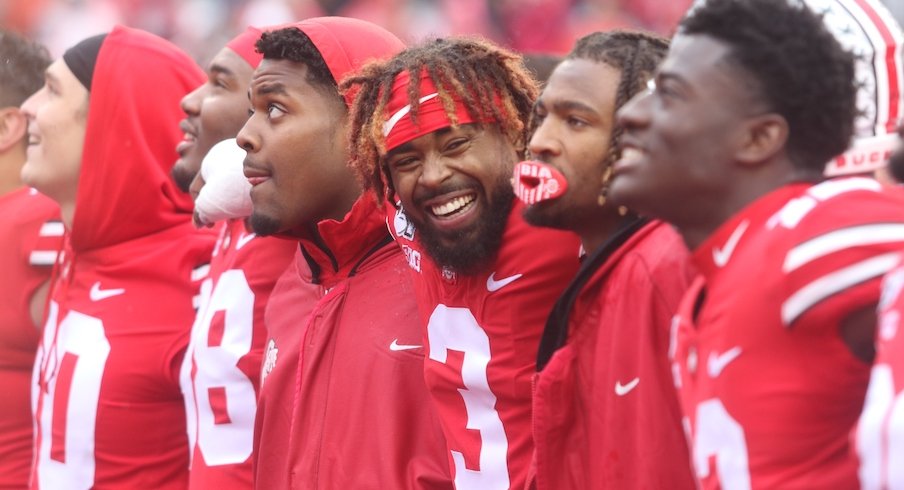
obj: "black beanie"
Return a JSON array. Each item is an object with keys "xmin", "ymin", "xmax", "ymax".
[{"xmin": 62, "ymin": 33, "xmax": 107, "ymax": 92}]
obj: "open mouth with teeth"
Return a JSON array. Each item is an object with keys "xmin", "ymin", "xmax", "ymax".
[
  {"xmin": 615, "ymin": 147, "xmax": 645, "ymax": 169},
  {"xmin": 430, "ymin": 193, "xmax": 476, "ymax": 219}
]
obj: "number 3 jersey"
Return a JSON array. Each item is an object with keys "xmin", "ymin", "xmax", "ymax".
[
  {"xmin": 858, "ymin": 257, "xmax": 904, "ymax": 489},
  {"xmin": 179, "ymin": 219, "xmax": 295, "ymax": 489},
  {"xmin": 391, "ymin": 199, "xmax": 581, "ymax": 490},
  {"xmin": 671, "ymin": 179, "xmax": 904, "ymax": 490},
  {"xmin": 30, "ymin": 26, "xmax": 215, "ymax": 490}
]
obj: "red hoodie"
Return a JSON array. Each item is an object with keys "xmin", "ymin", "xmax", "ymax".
[{"xmin": 31, "ymin": 26, "xmax": 214, "ymax": 489}]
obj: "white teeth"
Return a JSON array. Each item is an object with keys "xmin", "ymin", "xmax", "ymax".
[
  {"xmin": 620, "ymin": 148, "xmax": 644, "ymax": 161},
  {"xmin": 431, "ymin": 195, "xmax": 475, "ymax": 217}
]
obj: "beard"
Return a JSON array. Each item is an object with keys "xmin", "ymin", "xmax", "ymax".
[
  {"xmin": 249, "ymin": 210, "xmax": 282, "ymax": 236},
  {"xmin": 522, "ymin": 199, "xmax": 564, "ymax": 229},
  {"xmin": 171, "ymin": 164, "xmax": 195, "ymax": 193},
  {"xmin": 411, "ymin": 174, "xmax": 514, "ymax": 275}
]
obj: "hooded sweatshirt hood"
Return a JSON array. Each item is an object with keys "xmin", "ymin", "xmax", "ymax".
[
  {"xmin": 287, "ymin": 17, "xmax": 405, "ymax": 105},
  {"xmin": 70, "ymin": 26, "xmax": 204, "ymax": 251}
]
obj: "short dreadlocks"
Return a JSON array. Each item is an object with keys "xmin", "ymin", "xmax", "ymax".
[
  {"xmin": 342, "ymin": 37, "xmax": 539, "ymax": 203},
  {"xmin": 565, "ymin": 30, "xmax": 669, "ymax": 171}
]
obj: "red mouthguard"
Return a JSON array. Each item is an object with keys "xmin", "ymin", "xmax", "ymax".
[{"xmin": 513, "ymin": 160, "xmax": 568, "ymax": 205}]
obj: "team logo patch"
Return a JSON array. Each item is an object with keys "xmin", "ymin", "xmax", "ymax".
[
  {"xmin": 261, "ymin": 339, "xmax": 278, "ymax": 386},
  {"xmin": 394, "ymin": 206, "xmax": 416, "ymax": 240}
]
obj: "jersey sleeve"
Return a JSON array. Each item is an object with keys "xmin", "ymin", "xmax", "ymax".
[{"xmin": 777, "ymin": 187, "xmax": 904, "ymax": 329}]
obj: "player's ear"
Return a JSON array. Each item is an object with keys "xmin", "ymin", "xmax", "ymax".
[
  {"xmin": 736, "ymin": 113, "xmax": 788, "ymax": 168},
  {"xmin": 0, "ymin": 107, "xmax": 28, "ymax": 152}
]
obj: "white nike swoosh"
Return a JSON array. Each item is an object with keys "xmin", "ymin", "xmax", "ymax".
[
  {"xmin": 89, "ymin": 281, "xmax": 125, "ymax": 301},
  {"xmin": 235, "ymin": 232, "xmax": 256, "ymax": 250},
  {"xmin": 615, "ymin": 377, "xmax": 640, "ymax": 396},
  {"xmin": 712, "ymin": 219, "xmax": 750, "ymax": 267},
  {"xmin": 486, "ymin": 272, "xmax": 523, "ymax": 292},
  {"xmin": 389, "ymin": 339, "xmax": 422, "ymax": 351},
  {"xmin": 707, "ymin": 346, "xmax": 743, "ymax": 378}
]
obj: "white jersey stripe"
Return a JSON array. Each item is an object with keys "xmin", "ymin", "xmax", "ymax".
[
  {"xmin": 29, "ymin": 250, "xmax": 59, "ymax": 266},
  {"xmin": 39, "ymin": 221, "xmax": 65, "ymax": 237},
  {"xmin": 782, "ymin": 252, "xmax": 900, "ymax": 325},
  {"xmin": 190, "ymin": 264, "xmax": 210, "ymax": 282},
  {"xmin": 784, "ymin": 223, "xmax": 904, "ymax": 272}
]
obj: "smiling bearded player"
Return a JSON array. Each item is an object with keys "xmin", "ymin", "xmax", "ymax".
[{"xmin": 344, "ymin": 38, "xmax": 581, "ymax": 489}]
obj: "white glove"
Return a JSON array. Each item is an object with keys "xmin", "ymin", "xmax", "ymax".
[{"xmin": 194, "ymin": 138, "xmax": 252, "ymax": 226}]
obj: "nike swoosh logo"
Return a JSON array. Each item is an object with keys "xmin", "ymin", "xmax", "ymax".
[
  {"xmin": 389, "ymin": 339, "xmax": 422, "ymax": 351},
  {"xmin": 712, "ymin": 219, "xmax": 750, "ymax": 267},
  {"xmin": 89, "ymin": 281, "xmax": 125, "ymax": 301},
  {"xmin": 615, "ymin": 377, "xmax": 640, "ymax": 396},
  {"xmin": 707, "ymin": 346, "xmax": 743, "ymax": 378},
  {"xmin": 486, "ymin": 272, "xmax": 523, "ymax": 292},
  {"xmin": 235, "ymin": 232, "xmax": 256, "ymax": 250}
]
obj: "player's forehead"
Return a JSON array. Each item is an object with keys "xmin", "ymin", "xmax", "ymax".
[
  {"xmin": 660, "ymin": 34, "xmax": 762, "ymax": 109},
  {"xmin": 540, "ymin": 58, "xmax": 621, "ymax": 115}
]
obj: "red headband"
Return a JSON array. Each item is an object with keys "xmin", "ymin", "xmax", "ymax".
[{"xmin": 382, "ymin": 69, "xmax": 498, "ymax": 151}]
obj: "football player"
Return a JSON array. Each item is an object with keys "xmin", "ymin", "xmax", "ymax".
[
  {"xmin": 344, "ymin": 38, "xmax": 581, "ymax": 489},
  {"xmin": 236, "ymin": 20, "xmax": 452, "ymax": 489},
  {"xmin": 0, "ymin": 30, "xmax": 57, "ymax": 489},
  {"xmin": 520, "ymin": 30, "xmax": 696, "ymax": 489},
  {"xmin": 172, "ymin": 26, "xmax": 297, "ymax": 489},
  {"xmin": 21, "ymin": 27, "xmax": 215, "ymax": 488},
  {"xmin": 610, "ymin": 0, "xmax": 904, "ymax": 487}
]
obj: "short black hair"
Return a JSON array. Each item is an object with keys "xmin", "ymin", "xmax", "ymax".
[
  {"xmin": 256, "ymin": 27, "xmax": 339, "ymax": 100},
  {"xmin": 0, "ymin": 30, "xmax": 50, "ymax": 108},
  {"xmin": 681, "ymin": 0, "xmax": 857, "ymax": 173}
]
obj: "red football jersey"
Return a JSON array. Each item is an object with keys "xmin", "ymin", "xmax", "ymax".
[
  {"xmin": 857, "ymin": 257, "xmax": 904, "ymax": 489},
  {"xmin": 30, "ymin": 26, "xmax": 212, "ymax": 489},
  {"xmin": 179, "ymin": 219, "xmax": 295, "ymax": 489},
  {"xmin": 672, "ymin": 178, "xmax": 904, "ymax": 489},
  {"xmin": 390, "ymin": 199, "xmax": 581, "ymax": 490},
  {"xmin": 0, "ymin": 187, "xmax": 61, "ymax": 488}
]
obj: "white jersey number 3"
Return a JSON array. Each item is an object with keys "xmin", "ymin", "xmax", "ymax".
[
  {"xmin": 427, "ymin": 305, "xmax": 510, "ymax": 490},
  {"xmin": 693, "ymin": 399, "xmax": 752, "ymax": 490},
  {"xmin": 181, "ymin": 270, "xmax": 257, "ymax": 467}
]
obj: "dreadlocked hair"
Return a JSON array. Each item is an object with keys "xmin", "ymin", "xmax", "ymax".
[
  {"xmin": 567, "ymin": 30, "xmax": 669, "ymax": 174},
  {"xmin": 342, "ymin": 36, "xmax": 539, "ymax": 204}
]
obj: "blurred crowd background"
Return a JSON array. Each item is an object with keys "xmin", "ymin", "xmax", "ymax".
[
  {"xmin": 4, "ymin": 0, "xmax": 904, "ymax": 65},
  {"xmin": 3, "ymin": 0, "xmax": 693, "ymax": 62}
]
